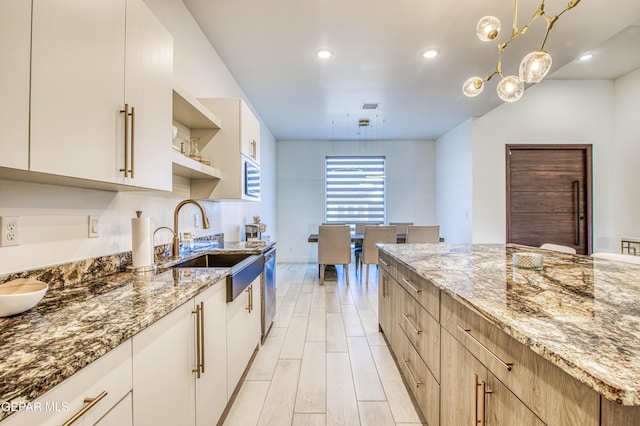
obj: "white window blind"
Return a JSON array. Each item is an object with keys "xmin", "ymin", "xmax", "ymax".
[{"xmin": 325, "ymin": 156, "xmax": 386, "ymax": 227}]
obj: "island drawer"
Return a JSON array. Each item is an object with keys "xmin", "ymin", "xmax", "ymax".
[
  {"xmin": 395, "ymin": 323, "xmax": 439, "ymax": 426},
  {"xmin": 378, "ymin": 251, "xmax": 396, "ymax": 278},
  {"xmin": 440, "ymin": 292, "xmax": 599, "ymax": 425},
  {"xmin": 2, "ymin": 339, "xmax": 132, "ymax": 426},
  {"xmin": 396, "ymin": 284, "xmax": 440, "ymax": 381},
  {"xmin": 396, "ymin": 262, "xmax": 439, "ymax": 320}
]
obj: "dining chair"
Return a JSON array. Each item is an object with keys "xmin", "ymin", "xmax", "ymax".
[
  {"xmin": 539, "ymin": 243, "xmax": 576, "ymax": 254},
  {"xmin": 317, "ymin": 225, "xmax": 352, "ymax": 285},
  {"xmin": 405, "ymin": 225, "xmax": 440, "ymax": 243},
  {"xmin": 353, "ymin": 222, "xmax": 378, "ymax": 270},
  {"xmin": 389, "ymin": 222, "xmax": 413, "ymax": 235},
  {"xmin": 361, "ymin": 225, "xmax": 397, "ymax": 283},
  {"xmin": 591, "ymin": 252, "xmax": 640, "ymax": 265}
]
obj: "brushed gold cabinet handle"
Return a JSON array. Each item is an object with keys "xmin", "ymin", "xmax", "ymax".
[
  {"xmin": 402, "ymin": 313, "xmax": 421, "ymax": 335},
  {"xmin": 61, "ymin": 390, "xmax": 108, "ymax": 426},
  {"xmin": 251, "ymin": 140, "xmax": 257, "ymax": 159},
  {"xmin": 193, "ymin": 304, "xmax": 201, "ymax": 378},
  {"xmin": 402, "ymin": 358, "xmax": 422, "ymax": 388},
  {"xmin": 457, "ymin": 325, "xmax": 513, "ymax": 371},
  {"xmin": 481, "ymin": 380, "xmax": 492, "ymax": 426},
  {"xmin": 120, "ymin": 104, "xmax": 130, "ymax": 178},
  {"xmin": 130, "ymin": 106, "xmax": 135, "ymax": 178},
  {"xmin": 474, "ymin": 374, "xmax": 480, "ymax": 425},
  {"xmin": 246, "ymin": 285, "xmax": 253, "ymax": 313},
  {"xmin": 401, "ymin": 277, "xmax": 421, "ymax": 294},
  {"xmin": 199, "ymin": 301, "xmax": 205, "ymax": 374}
]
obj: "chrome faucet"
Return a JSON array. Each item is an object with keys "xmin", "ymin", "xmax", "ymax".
[{"xmin": 172, "ymin": 199, "xmax": 211, "ymax": 258}]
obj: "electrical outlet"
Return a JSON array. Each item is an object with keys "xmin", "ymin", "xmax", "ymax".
[
  {"xmin": 88, "ymin": 215, "xmax": 99, "ymax": 238},
  {"xmin": 0, "ymin": 216, "xmax": 19, "ymax": 247},
  {"xmin": 194, "ymin": 213, "xmax": 200, "ymax": 227}
]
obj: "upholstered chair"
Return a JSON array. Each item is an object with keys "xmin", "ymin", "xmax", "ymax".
[
  {"xmin": 389, "ymin": 222, "xmax": 413, "ymax": 235},
  {"xmin": 318, "ymin": 225, "xmax": 352, "ymax": 285},
  {"xmin": 406, "ymin": 225, "xmax": 440, "ymax": 243},
  {"xmin": 361, "ymin": 225, "xmax": 397, "ymax": 283},
  {"xmin": 539, "ymin": 243, "xmax": 576, "ymax": 254}
]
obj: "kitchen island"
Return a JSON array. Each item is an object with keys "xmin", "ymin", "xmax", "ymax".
[
  {"xmin": 0, "ymin": 241, "xmax": 274, "ymax": 424},
  {"xmin": 378, "ymin": 243, "xmax": 640, "ymax": 425}
]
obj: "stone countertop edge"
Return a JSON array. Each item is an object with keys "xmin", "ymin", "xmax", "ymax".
[
  {"xmin": 0, "ymin": 242, "xmax": 275, "ymax": 421},
  {"xmin": 379, "ymin": 243, "xmax": 640, "ymax": 407}
]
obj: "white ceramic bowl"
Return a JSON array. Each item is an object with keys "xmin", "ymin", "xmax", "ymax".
[{"xmin": 0, "ymin": 278, "xmax": 49, "ymax": 317}]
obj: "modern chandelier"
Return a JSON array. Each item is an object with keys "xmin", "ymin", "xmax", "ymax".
[{"xmin": 463, "ymin": 0, "xmax": 581, "ymax": 102}]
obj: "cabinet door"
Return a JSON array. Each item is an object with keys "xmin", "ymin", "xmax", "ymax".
[
  {"xmin": 0, "ymin": 0, "xmax": 30, "ymax": 170},
  {"xmin": 95, "ymin": 392, "xmax": 133, "ymax": 426},
  {"xmin": 195, "ymin": 282, "xmax": 228, "ymax": 425},
  {"xmin": 240, "ymin": 101, "xmax": 260, "ymax": 164},
  {"xmin": 132, "ymin": 301, "xmax": 196, "ymax": 426},
  {"xmin": 440, "ymin": 329, "xmax": 487, "ymax": 426},
  {"xmin": 123, "ymin": 0, "xmax": 173, "ymax": 191},
  {"xmin": 485, "ymin": 373, "xmax": 545, "ymax": 426},
  {"xmin": 227, "ymin": 277, "xmax": 261, "ymax": 396},
  {"xmin": 30, "ymin": 0, "xmax": 124, "ymax": 183}
]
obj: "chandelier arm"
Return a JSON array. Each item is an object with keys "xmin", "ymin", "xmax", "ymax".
[{"xmin": 538, "ymin": 0, "xmax": 581, "ymax": 50}]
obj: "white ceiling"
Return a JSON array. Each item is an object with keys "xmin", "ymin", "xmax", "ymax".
[{"xmin": 183, "ymin": 0, "xmax": 640, "ymax": 141}]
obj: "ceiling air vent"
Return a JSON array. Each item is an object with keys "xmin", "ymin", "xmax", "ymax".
[{"xmin": 362, "ymin": 103, "xmax": 379, "ymax": 110}]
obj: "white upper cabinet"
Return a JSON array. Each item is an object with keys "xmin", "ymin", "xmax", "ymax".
[
  {"xmin": 0, "ymin": 0, "xmax": 31, "ymax": 170},
  {"xmin": 29, "ymin": 0, "xmax": 173, "ymax": 191},
  {"xmin": 196, "ymin": 98, "xmax": 261, "ymax": 200}
]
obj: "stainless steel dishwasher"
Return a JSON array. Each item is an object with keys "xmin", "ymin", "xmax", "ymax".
[{"xmin": 262, "ymin": 247, "xmax": 276, "ymax": 341}]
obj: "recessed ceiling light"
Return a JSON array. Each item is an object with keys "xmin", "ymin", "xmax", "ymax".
[
  {"xmin": 421, "ymin": 49, "xmax": 439, "ymax": 59},
  {"xmin": 316, "ymin": 49, "xmax": 333, "ymax": 59},
  {"xmin": 578, "ymin": 53, "xmax": 593, "ymax": 61}
]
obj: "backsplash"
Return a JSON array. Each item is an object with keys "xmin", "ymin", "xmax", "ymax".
[{"xmin": 0, "ymin": 234, "xmax": 224, "ymax": 291}]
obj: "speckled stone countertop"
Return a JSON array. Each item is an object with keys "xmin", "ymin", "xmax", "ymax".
[
  {"xmin": 0, "ymin": 241, "xmax": 275, "ymax": 421},
  {"xmin": 379, "ymin": 243, "xmax": 640, "ymax": 406}
]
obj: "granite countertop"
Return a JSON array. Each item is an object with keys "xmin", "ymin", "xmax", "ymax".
[
  {"xmin": 379, "ymin": 243, "xmax": 640, "ymax": 406},
  {"xmin": 0, "ymin": 241, "xmax": 275, "ymax": 421}
]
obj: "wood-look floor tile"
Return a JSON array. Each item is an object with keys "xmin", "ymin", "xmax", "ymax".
[
  {"xmin": 326, "ymin": 352, "xmax": 360, "ymax": 426},
  {"xmin": 295, "ymin": 341, "xmax": 326, "ymax": 413},
  {"xmin": 342, "ymin": 305, "xmax": 366, "ymax": 336},
  {"xmin": 326, "ymin": 312, "xmax": 348, "ymax": 352},
  {"xmin": 223, "ymin": 380, "xmax": 270, "ymax": 426},
  {"xmin": 370, "ymin": 345, "xmax": 423, "ymax": 424},
  {"xmin": 292, "ymin": 413, "xmax": 326, "ymax": 425},
  {"xmin": 246, "ymin": 326, "xmax": 287, "ymax": 381},
  {"xmin": 347, "ymin": 336, "xmax": 387, "ymax": 401},
  {"xmin": 280, "ymin": 314, "xmax": 308, "ymax": 359},
  {"xmin": 257, "ymin": 359, "xmax": 301, "ymax": 426},
  {"xmin": 358, "ymin": 401, "xmax": 397, "ymax": 425},
  {"xmin": 306, "ymin": 307, "xmax": 326, "ymax": 342},
  {"xmin": 293, "ymin": 292, "xmax": 312, "ymax": 317}
]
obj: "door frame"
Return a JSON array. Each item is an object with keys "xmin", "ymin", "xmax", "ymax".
[{"xmin": 506, "ymin": 144, "xmax": 593, "ymax": 254}]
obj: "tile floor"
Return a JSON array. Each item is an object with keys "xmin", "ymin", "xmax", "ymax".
[{"xmin": 223, "ymin": 263, "xmax": 425, "ymax": 425}]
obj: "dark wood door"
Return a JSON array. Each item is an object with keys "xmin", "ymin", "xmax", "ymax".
[{"xmin": 506, "ymin": 145, "xmax": 592, "ymax": 254}]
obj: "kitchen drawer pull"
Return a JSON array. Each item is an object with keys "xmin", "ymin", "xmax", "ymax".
[
  {"xmin": 402, "ymin": 313, "xmax": 421, "ymax": 335},
  {"xmin": 401, "ymin": 277, "xmax": 421, "ymax": 294},
  {"xmin": 246, "ymin": 285, "xmax": 253, "ymax": 313},
  {"xmin": 457, "ymin": 325, "xmax": 513, "ymax": 371},
  {"xmin": 402, "ymin": 358, "xmax": 422, "ymax": 388},
  {"xmin": 61, "ymin": 390, "xmax": 107, "ymax": 426},
  {"xmin": 379, "ymin": 258, "xmax": 389, "ymax": 267},
  {"xmin": 120, "ymin": 104, "xmax": 130, "ymax": 178},
  {"xmin": 130, "ymin": 106, "xmax": 136, "ymax": 178},
  {"xmin": 199, "ymin": 301, "xmax": 205, "ymax": 374}
]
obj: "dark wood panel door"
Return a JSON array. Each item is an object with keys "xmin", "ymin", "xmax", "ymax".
[{"xmin": 506, "ymin": 145, "xmax": 592, "ymax": 254}]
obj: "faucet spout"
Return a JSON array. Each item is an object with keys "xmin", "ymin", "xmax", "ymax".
[{"xmin": 172, "ymin": 199, "xmax": 211, "ymax": 258}]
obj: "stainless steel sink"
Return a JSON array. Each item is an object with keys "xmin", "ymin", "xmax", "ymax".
[{"xmin": 171, "ymin": 252, "xmax": 263, "ymax": 302}]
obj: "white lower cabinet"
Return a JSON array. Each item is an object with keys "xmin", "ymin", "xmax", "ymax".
[
  {"xmin": 95, "ymin": 392, "xmax": 133, "ymax": 426},
  {"xmin": 1, "ymin": 340, "xmax": 132, "ymax": 426},
  {"xmin": 226, "ymin": 277, "xmax": 261, "ymax": 397},
  {"xmin": 132, "ymin": 280, "xmax": 227, "ymax": 426}
]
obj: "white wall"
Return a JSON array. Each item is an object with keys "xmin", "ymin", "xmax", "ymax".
[
  {"xmin": 0, "ymin": 0, "xmax": 277, "ymax": 275},
  {"xmin": 277, "ymin": 139, "xmax": 435, "ymax": 262},
  {"xmin": 435, "ymin": 118, "xmax": 473, "ymax": 243},
  {"xmin": 613, "ymin": 67, "xmax": 640, "ymax": 240}
]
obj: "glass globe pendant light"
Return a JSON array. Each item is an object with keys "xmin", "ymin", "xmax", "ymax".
[
  {"xmin": 519, "ymin": 50, "xmax": 552, "ymax": 83},
  {"xmin": 463, "ymin": 77, "xmax": 485, "ymax": 97},
  {"xmin": 496, "ymin": 75, "xmax": 524, "ymax": 102},
  {"xmin": 476, "ymin": 16, "xmax": 501, "ymax": 41}
]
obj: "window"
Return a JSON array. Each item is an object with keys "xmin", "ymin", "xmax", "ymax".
[{"xmin": 325, "ymin": 156, "xmax": 386, "ymax": 228}]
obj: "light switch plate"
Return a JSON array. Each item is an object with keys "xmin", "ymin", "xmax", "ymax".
[{"xmin": 88, "ymin": 215, "xmax": 99, "ymax": 238}]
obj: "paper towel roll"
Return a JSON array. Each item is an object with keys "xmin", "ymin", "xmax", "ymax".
[{"xmin": 131, "ymin": 217, "xmax": 153, "ymax": 267}]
